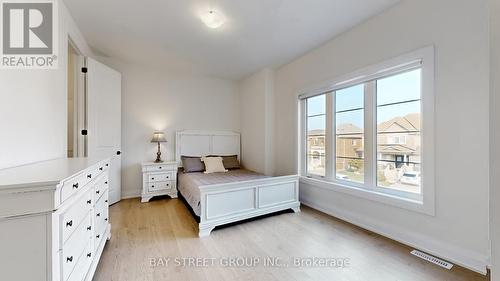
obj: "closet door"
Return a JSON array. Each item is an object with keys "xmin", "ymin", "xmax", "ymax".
[{"xmin": 87, "ymin": 57, "xmax": 122, "ymax": 205}]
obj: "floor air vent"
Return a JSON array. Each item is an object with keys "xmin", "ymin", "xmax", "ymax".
[{"xmin": 410, "ymin": 250, "xmax": 453, "ymax": 270}]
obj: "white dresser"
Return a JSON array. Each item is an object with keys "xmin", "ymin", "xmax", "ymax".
[
  {"xmin": 0, "ymin": 158, "xmax": 112, "ymax": 281},
  {"xmin": 141, "ymin": 161, "xmax": 178, "ymax": 203}
]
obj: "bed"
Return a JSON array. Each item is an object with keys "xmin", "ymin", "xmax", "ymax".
[{"xmin": 176, "ymin": 130, "xmax": 300, "ymax": 237}]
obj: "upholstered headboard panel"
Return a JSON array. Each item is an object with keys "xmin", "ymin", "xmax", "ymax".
[{"xmin": 175, "ymin": 130, "xmax": 241, "ymax": 166}]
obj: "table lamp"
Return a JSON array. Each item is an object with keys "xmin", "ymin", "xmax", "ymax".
[{"xmin": 150, "ymin": 131, "xmax": 167, "ymax": 163}]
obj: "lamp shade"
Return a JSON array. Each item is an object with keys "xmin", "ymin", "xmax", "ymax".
[{"xmin": 150, "ymin": 131, "xmax": 167, "ymax": 143}]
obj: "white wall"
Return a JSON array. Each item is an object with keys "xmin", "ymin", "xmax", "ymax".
[
  {"xmin": 239, "ymin": 69, "xmax": 275, "ymax": 175},
  {"xmin": 100, "ymin": 59, "xmax": 240, "ymax": 198},
  {"xmin": 0, "ymin": 2, "xmax": 92, "ymax": 169},
  {"xmin": 273, "ymin": 0, "xmax": 490, "ymax": 273},
  {"xmin": 490, "ymin": 0, "xmax": 500, "ymax": 279}
]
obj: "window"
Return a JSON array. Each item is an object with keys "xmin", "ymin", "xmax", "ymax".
[
  {"xmin": 335, "ymin": 84, "xmax": 364, "ymax": 183},
  {"xmin": 377, "ymin": 69, "xmax": 421, "ymax": 193},
  {"xmin": 299, "ymin": 47, "xmax": 434, "ymax": 211},
  {"xmin": 306, "ymin": 94, "xmax": 326, "ymax": 177}
]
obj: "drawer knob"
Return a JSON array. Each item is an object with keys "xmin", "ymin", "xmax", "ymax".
[
  {"xmin": 87, "ymin": 253, "xmax": 92, "ymax": 258},
  {"xmin": 96, "ymin": 190, "xmax": 100, "ymax": 194},
  {"xmin": 159, "ymin": 166, "xmax": 162, "ymax": 169},
  {"xmin": 99, "ymin": 167, "xmax": 103, "ymax": 171},
  {"xmin": 105, "ymin": 200, "xmax": 108, "ymax": 203},
  {"xmin": 66, "ymin": 220, "xmax": 73, "ymax": 227},
  {"xmin": 87, "ymin": 199, "xmax": 92, "ymax": 204},
  {"xmin": 96, "ymin": 235, "xmax": 100, "ymax": 239},
  {"xmin": 87, "ymin": 226, "xmax": 92, "ymax": 231},
  {"xmin": 97, "ymin": 213, "xmax": 101, "ymax": 217},
  {"xmin": 166, "ymin": 184, "xmax": 169, "ymax": 186},
  {"xmin": 106, "ymin": 163, "xmax": 109, "ymax": 167},
  {"xmin": 66, "ymin": 256, "xmax": 73, "ymax": 263},
  {"xmin": 105, "ymin": 218, "xmax": 108, "ymax": 222},
  {"xmin": 166, "ymin": 176, "xmax": 169, "ymax": 179},
  {"xmin": 73, "ymin": 183, "xmax": 79, "ymax": 189},
  {"xmin": 105, "ymin": 181, "xmax": 108, "ymax": 185},
  {"xmin": 151, "ymin": 177, "xmax": 154, "ymax": 180},
  {"xmin": 87, "ymin": 174, "xmax": 92, "ymax": 179}
]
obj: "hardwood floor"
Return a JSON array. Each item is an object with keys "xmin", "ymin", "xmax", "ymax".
[{"xmin": 94, "ymin": 198, "xmax": 488, "ymax": 281}]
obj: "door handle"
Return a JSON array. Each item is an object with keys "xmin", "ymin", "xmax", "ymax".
[{"xmin": 116, "ymin": 151, "xmax": 121, "ymax": 155}]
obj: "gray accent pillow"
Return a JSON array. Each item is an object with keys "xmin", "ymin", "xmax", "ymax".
[
  {"xmin": 208, "ymin": 155, "xmax": 240, "ymax": 169},
  {"xmin": 181, "ymin": 156, "xmax": 205, "ymax": 173}
]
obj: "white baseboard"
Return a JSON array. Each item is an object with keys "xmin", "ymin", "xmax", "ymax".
[
  {"xmin": 301, "ymin": 198, "xmax": 489, "ymax": 275},
  {"xmin": 121, "ymin": 193, "xmax": 140, "ymax": 200}
]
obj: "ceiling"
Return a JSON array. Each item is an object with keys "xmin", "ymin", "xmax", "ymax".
[{"xmin": 64, "ymin": 0, "xmax": 400, "ymax": 80}]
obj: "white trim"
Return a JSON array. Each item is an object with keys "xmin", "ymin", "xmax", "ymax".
[
  {"xmin": 120, "ymin": 193, "xmax": 140, "ymax": 200},
  {"xmin": 298, "ymin": 46, "xmax": 435, "ymax": 215},
  {"xmin": 300, "ymin": 198, "xmax": 488, "ymax": 275},
  {"xmin": 301, "ymin": 177, "xmax": 430, "ymax": 214}
]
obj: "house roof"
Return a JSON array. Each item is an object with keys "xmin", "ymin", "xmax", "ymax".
[
  {"xmin": 337, "ymin": 123, "xmax": 363, "ymax": 135},
  {"xmin": 308, "ymin": 129, "xmax": 325, "ymax": 136},
  {"xmin": 378, "ymin": 113, "xmax": 420, "ymax": 133},
  {"xmin": 307, "ymin": 113, "xmax": 420, "ymax": 136}
]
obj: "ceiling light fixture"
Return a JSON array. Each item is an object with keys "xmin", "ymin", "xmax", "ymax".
[{"xmin": 200, "ymin": 10, "xmax": 225, "ymax": 29}]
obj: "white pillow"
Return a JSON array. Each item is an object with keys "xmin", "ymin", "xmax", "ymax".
[{"xmin": 201, "ymin": 156, "xmax": 228, "ymax": 174}]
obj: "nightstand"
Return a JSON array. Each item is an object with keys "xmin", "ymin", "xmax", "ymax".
[{"xmin": 141, "ymin": 161, "xmax": 178, "ymax": 203}]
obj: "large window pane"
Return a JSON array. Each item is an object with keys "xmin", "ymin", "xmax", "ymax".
[
  {"xmin": 307, "ymin": 94, "xmax": 326, "ymax": 116},
  {"xmin": 335, "ymin": 84, "xmax": 364, "ymax": 183},
  {"xmin": 336, "ymin": 84, "xmax": 364, "ymax": 112},
  {"xmin": 376, "ymin": 70, "xmax": 421, "ymax": 193},
  {"xmin": 377, "ymin": 69, "xmax": 421, "ymax": 106},
  {"xmin": 307, "ymin": 95, "xmax": 326, "ymax": 176}
]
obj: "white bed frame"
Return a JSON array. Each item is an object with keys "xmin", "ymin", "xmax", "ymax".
[{"xmin": 176, "ymin": 130, "xmax": 300, "ymax": 237}]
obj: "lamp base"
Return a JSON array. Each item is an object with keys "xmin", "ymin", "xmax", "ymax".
[{"xmin": 154, "ymin": 149, "xmax": 163, "ymax": 163}]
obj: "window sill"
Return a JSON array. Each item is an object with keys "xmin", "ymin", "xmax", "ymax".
[{"xmin": 299, "ymin": 176, "xmax": 435, "ymax": 216}]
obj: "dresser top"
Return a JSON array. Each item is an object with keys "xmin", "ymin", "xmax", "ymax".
[{"xmin": 0, "ymin": 157, "xmax": 107, "ymax": 190}]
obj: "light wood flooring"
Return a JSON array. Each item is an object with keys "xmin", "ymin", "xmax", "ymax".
[{"xmin": 93, "ymin": 198, "xmax": 488, "ymax": 281}]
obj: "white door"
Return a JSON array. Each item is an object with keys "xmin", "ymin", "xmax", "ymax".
[{"xmin": 87, "ymin": 57, "xmax": 122, "ymax": 205}]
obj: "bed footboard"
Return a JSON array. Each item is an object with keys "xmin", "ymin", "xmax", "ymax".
[{"xmin": 198, "ymin": 175, "xmax": 300, "ymax": 237}]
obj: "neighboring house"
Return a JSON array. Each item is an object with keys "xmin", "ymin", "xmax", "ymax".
[
  {"xmin": 336, "ymin": 123, "xmax": 363, "ymax": 172},
  {"xmin": 307, "ymin": 129, "xmax": 326, "ymax": 174},
  {"xmin": 307, "ymin": 113, "xmax": 421, "ymax": 174},
  {"xmin": 377, "ymin": 113, "xmax": 421, "ymax": 171}
]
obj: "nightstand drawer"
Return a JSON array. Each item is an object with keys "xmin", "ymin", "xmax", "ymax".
[
  {"xmin": 148, "ymin": 172, "xmax": 174, "ymax": 182},
  {"xmin": 144, "ymin": 163, "xmax": 176, "ymax": 172},
  {"xmin": 148, "ymin": 181, "xmax": 174, "ymax": 192}
]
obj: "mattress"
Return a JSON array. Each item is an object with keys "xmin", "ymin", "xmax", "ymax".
[{"xmin": 178, "ymin": 169, "xmax": 268, "ymax": 216}]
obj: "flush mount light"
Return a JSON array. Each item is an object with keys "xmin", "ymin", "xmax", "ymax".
[{"xmin": 200, "ymin": 10, "xmax": 225, "ymax": 29}]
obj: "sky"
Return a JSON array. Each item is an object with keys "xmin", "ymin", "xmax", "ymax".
[{"xmin": 307, "ymin": 69, "xmax": 421, "ymax": 131}]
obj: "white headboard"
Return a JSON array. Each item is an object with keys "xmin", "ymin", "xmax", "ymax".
[{"xmin": 175, "ymin": 130, "xmax": 241, "ymax": 166}]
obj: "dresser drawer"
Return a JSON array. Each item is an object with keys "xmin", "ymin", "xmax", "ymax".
[
  {"xmin": 148, "ymin": 171, "xmax": 174, "ymax": 183},
  {"xmin": 148, "ymin": 181, "xmax": 174, "ymax": 192},
  {"xmin": 94, "ymin": 222, "xmax": 107, "ymax": 252},
  {"xmin": 67, "ymin": 240, "xmax": 93, "ymax": 281},
  {"xmin": 60, "ymin": 174, "xmax": 85, "ymax": 204},
  {"xmin": 60, "ymin": 190, "xmax": 93, "ymax": 245},
  {"xmin": 61, "ymin": 212, "xmax": 92, "ymax": 281},
  {"xmin": 95, "ymin": 190, "xmax": 109, "ymax": 232},
  {"xmin": 144, "ymin": 163, "xmax": 176, "ymax": 172},
  {"xmin": 94, "ymin": 174, "xmax": 109, "ymax": 202}
]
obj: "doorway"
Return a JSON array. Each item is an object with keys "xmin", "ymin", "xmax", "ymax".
[{"xmin": 67, "ymin": 39, "xmax": 85, "ymax": 158}]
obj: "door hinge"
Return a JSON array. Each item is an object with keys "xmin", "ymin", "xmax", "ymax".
[{"xmin": 81, "ymin": 67, "xmax": 88, "ymax": 73}]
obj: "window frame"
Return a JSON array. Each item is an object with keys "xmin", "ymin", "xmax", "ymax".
[{"xmin": 298, "ymin": 46, "xmax": 435, "ymax": 215}]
